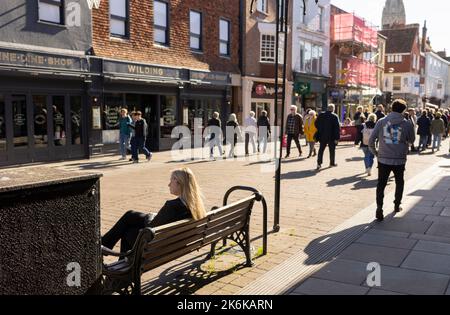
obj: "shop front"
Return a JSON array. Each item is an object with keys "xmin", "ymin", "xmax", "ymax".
[
  {"xmin": 0, "ymin": 47, "xmax": 90, "ymax": 166},
  {"xmin": 294, "ymin": 73, "xmax": 329, "ymax": 113},
  {"xmin": 88, "ymin": 59, "xmax": 232, "ymax": 152}
]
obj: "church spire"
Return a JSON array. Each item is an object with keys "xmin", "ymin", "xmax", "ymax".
[{"xmin": 382, "ymin": 0, "xmax": 406, "ymax": 29}]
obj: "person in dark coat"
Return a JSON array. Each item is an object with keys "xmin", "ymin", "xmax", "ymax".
[
  {"xmin": 257, "ymin": 110, "xmax": 271, "ymax": 154},
  {"xmin": 285, "ymin": 105, "xmax": 304, "ymax": 158},
  {"xmin": 417, "ymin": 110, "xmax": 431, "ymax": 152},
  {"xmin": 207, "ymin": 112, "xmax": 223, "ymax": 159},
  {"xmin": 226, "ymin": 113, "xmax": 241, "ymax": 158},
  {"xmin": 315, "ymin": 104, "xmax": 341, "ymax": 170},
  {"xmin": 375, "ymin": 105, "xmax": 386, "ymax": 121},
  {"xmin": 426, "ymin": 109, "xmax": 434, "ymax": 147}
]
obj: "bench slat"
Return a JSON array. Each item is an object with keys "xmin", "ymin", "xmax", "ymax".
[
  {"xmin": 142, "ymin": 240, "xmax": 205, "ymax": 272},
  {"xmin": 144, "ymin": 225, "xmax": 207, "ymax": 253},
  {"xmin": 153, "ymin": 217, "xmax": 208, "ymax": 237}
]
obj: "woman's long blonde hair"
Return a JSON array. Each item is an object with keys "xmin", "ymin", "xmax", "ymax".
[{"xmin": 171, "ymin": 168, "xmax": 206, "ymax": 220}]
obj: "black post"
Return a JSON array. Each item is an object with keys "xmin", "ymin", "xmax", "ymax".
[
  {"xmin": 273, "ymin": 0, "xmax": 290, "ymax": 233},
  {"xmin": 273, "ymin": 0, "xmax": 281, "ymax": 232}
]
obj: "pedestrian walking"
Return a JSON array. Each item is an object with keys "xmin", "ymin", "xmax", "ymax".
[
  {"xmin": 315, "ymin": 104, "xmax": 341, "ymax": 170},
  {"xmin": 430, "ymin": 112, "xmax": 445, "ymax": 153},
  {"xmin": 118, "ymin": 108, "xmax": 132, "ymax": 160},
  {"xmin": 226, "ymin": 113, "xmax": 242, "ymax": 159},
  {"xmin": 441, "ymin": 109, "xmax": 448, "ymax": 139},
  {"xmin": 417, "ymin": 110, "xmax": 431, "ymax": 153},
  {"xmin": 361, "ymin": 114, "xmax": 377, "ymax": 176},
  {"xmin": 257, "ymin": 110, "xmax": 271, "ymax": 154},
  {"xmin": 304, "ymin": 110, "xmax": 318, "ymax": 158},
  {"xmin": 368, "ymin": 99, "xmax": 415, "ymax": 222},
  {"xmin": 207, "ymin": 112, "xmax": 223, "ymax": 160},
  {"xmin": 285, "ymin": 105, "xmax": 304, "ymax": 158},
  {"xmin": 408, "ymin": 109, "xmax": 418, "ymax": 152},
  {"xmin": 244, "ymin": 111, "xmax": 257, "ymax": 156},
  {"xmin": 353, "ymin": 106, "xmax": 364, "ymax": 145},
  {"xmin": 427, "ymin": 109, "xmax": 434, "ymax": 147},
  {"xmin": 375, "ymin": 105, "xmax": 386, "ymax": 121},
  {"xmin": 129, "ymin": 111, "xmax": 152, "ymax": 163}
]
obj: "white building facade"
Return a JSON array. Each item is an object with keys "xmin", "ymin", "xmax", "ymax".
[
  {"xmin": 424, "ymin": 52, "xmax": 450, "ymax": 108},
  {"xmin": 291, "ymin": 0, "xmax": 331, "ymax": 112}
]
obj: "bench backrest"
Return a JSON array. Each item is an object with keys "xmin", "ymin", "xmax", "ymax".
[{"xmin": 141, "ymin": 195, "xmax": 256, "ymax": 272}]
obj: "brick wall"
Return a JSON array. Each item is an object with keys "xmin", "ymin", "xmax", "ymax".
[
  {"xmin": 92, "ymin": 0, "xmax": 240, "ymax": 74},
  {"xmin": 242, "ymin": 0, "xmax": 293, "ymax": 79}
]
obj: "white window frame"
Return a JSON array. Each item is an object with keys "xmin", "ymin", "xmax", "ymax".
[
  {"xmin": 318, "ymin": 6, "xmax": 324, "ymax": 32},
  {"xmin": 260, "ymin": 34, "xmax": 276, "ymax": 63},
  {"xmin": 38, "ymin": 0, "xmax": 64, "ymax": 25}
]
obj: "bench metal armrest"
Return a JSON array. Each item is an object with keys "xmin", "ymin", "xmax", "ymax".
[
  {"xmin": 101, "ymin": 245, "xmax": 133, "ymax": 258},
  {"xmin": 223, "ymin": 186, "xmax": 268, "ymax": 256}
]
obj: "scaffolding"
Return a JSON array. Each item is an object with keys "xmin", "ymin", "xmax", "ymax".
[{"xmin": 331, "ymin": 12, "xmax": 380, "ymax": 119}]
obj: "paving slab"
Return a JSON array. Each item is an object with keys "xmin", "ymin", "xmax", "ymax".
[
  {"xmin": 356, "ymin": 233, "xmax": 417, "ymax": 250},
  {"xmin": 409, "ymin": 233, "xmax": 450, "ymax": 245},
  {"xmin": 366, "ymin": 229, "xmax": 410, "ymax": 239},
  {"xmin": 364, "ymin": 265, "xmax": 450, "ymax": 295},
  {"xmin": 424, "ymin": 215, "xmax": 450, "ymax": 224},
  {"xmin": 414, "ymin": 240, "xmax": 450, "ymax": 256},
  {"xmin": 402, "ymin": 251, "xmax": 450, "ymax": 275},
  {"xmin": 311, "ymin": 259, "xmax": 368, "ymax": 285},
  {"xmin": 372, "ymin": 218, "xmax": 432, "ymax": 234},
  {"xmin": 409, "ymin": 206, "xmax": 444, "ymax": 216},
  {"xmin": 426, "ymin": 223, "xmax": 450, "ymax": 239},
  {"xmin": 441, "ymin": 208, "xmax": 450, "ymax": 217},
  {"xmin": 434, "ymin": 201, "xmax": 450, "ymax": 208},
  {"xmin": 338, "ymin": 243, "xmax": 410, "ymax": 267},
  {"xmin": 367, "ymin": 289, "xmax": 405, "ymax": 295},
  {"xmin": 292, "ymin": 278, "xmax": 369, "ymax": 296}
]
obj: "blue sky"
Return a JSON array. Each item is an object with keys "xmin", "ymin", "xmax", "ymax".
[{"xmin": 330, "ymin": 0, "xmax": 450, "ymax": 53}]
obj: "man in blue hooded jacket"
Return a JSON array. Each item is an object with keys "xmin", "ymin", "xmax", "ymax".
[{"xmin": 369, "ymin": 99, "xmax": 415, "ymax": 222}]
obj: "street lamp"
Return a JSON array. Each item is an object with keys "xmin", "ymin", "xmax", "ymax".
[{"xmin": 250, "ymin": 0, "xmax": 318, "ymax": 232}]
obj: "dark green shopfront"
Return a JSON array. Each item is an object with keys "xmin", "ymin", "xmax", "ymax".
[{"xmin": 0, "ymin": 47, "xmax": 233, "ymax": 167}]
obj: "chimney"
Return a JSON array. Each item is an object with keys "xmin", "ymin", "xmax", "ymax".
[{"xmin": 421, "ymin": 20, "xmax": 427, "ymax": 52}]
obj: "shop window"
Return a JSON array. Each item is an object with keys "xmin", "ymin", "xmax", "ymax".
[
  {"xmin": 160, "ymin": 96, "xmax": 177, "ymax": 139},
  {"xmin": 219, "ymin": 19, "xmax": 230, "ymax": 57},
  {"xmin": 110, "ymin": 0, "xmax": 128, "ymax": 37},
  {"xmin": 154, "ymin": 0, "xmax": 169, "ymax": 45},
  {"xmin": 38, "ymin": 0, "xmax": 64, "ymax": 25},
  {"xmin": 12, "ymin": 95, "xmax": 28, "ymax": 148},
  {"xmin": 0, "ymin": 95, "xmax": 5, "ymax": 151},
  {"xmin": 190, "ymin": 10, "xmax": 202, "ymax": 51},
  {"xmin": 33, "ymin": 95, "xmax": 48, "ymax": 148},
  {"xmin": 52, "ymin": 96, "xmax": 66, "ymax": 146},
  {"xmin": 70, "ymin": 96, "xmax": 83, "ymax": 145},
  {"xmin": 103, "ymin": 93, "xmax": 123, "ymax": 130},
  {"xmin": 393, "ymin": 76, "xmax": 401, "ymax": 91}
]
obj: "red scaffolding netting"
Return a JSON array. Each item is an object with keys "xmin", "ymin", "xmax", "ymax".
[{"xmin": 331, "ymin": 13, "xmax": 378, "ymax": 49}]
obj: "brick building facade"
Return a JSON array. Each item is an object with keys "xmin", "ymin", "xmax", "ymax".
[
  {"xmin": 88, "ymin": 0, "xmax": 241, "ymax": 151},
  {"xmin": 241, "ymin": 0, "xmax": 293, "ymax": 127}
]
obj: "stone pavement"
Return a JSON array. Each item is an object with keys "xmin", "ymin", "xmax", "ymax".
[
  {"xmin": 4, "ymin": 139, "xmax": 449, "ymax": 295},
  {"xmin": 283, "ymin": 154, "xmax": 450, "ymax": 295}
]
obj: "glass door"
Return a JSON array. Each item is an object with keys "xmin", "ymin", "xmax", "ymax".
[{"xmin": 11, "ymin": 95, "xmax": 30, "ymax": 163}]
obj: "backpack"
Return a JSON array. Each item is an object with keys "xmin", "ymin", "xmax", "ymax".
[{"xmin": 362, "ymin": 124, "xmax": 374, "ymax": 146}]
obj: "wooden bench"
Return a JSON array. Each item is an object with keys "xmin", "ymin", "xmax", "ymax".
[{"xmin": 100, "ymin": 186, "xmax": 268, "ymax": 295}]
